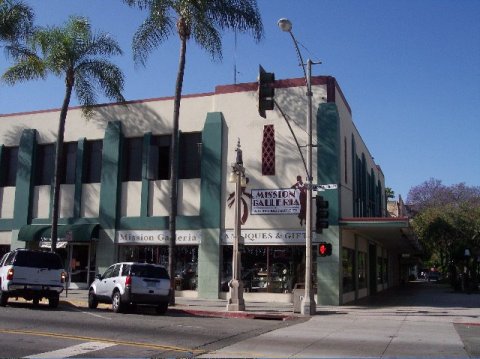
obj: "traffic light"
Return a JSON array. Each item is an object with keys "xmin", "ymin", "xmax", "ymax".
[
  {"xmin": 258, "ymin": 65, "xmax": 275, "ymax": 118},
  {"xmin": 315, "ymin": 195, "xmax": 329, "ymax": 233},
  {"xmin": 318, "ymin": 242, "xmax": 332, "ymax": 257}
]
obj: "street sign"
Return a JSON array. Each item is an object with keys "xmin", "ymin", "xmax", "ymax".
[{"xmin": 312, "ymin": 184, "xmax": 338, "ymax": 191}]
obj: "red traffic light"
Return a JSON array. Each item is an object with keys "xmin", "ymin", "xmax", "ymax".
[{"xmin": 318, "ymin": 242, "xmax": 332, "ymax": 257}]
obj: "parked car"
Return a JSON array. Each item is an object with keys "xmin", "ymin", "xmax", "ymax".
[
  {"xmin": 88, "ymin": 262, "xmax": 171, "ymax": 314},
  {"xmin": 0, "ymin": 249, "xmax": 66, "ymax": 308}
]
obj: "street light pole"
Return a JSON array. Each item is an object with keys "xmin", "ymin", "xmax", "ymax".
[
  {"xmin": 278, "ymin": 18, "xmax": 317, "ymax": 315},
  {"xmin": 227, "ymin": 139, "xmax": 246, "ymax": 311}
]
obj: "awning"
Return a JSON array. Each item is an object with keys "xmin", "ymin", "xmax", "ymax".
[
  {"xmin": 339, "ymin": 217, "xmax": 421, "ymax": 254},
  {"xmin": 18, "ymin": 224, "xmax": 99, "ymax": 243}
]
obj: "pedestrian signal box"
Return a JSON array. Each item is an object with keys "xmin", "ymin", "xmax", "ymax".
[{"xmin": 318, "ymin": 242, "xmax": 332, "ymax": 257}]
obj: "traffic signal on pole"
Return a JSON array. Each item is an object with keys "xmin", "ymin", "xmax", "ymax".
[
  {"xmin": 318, "ymin": 242, "xmax": 332, "ymax": 257},
  {"xmin": 315, "ymin": 195, "xmax": 329, "ymax": 233},
  {"xmin": 258, "ymin": 65, "xmax": 275, "ymax": 118}
]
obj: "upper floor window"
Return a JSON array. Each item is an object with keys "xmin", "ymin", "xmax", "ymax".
[
  {"xmin": 35, "ymin": 144, "xmax": 55, "ymax": 186},
  {"xmin": 262, "ymin": 125, "xmax": 275, "ymax": 175},
  {"xmin": 84, "ymin": 140, "xmax": 103, "ymax": 183},
  {"xmin": 0, "ymin": 146, "xmax": 18, "ymax": 187},
  {"xmin": 148, "ymin": 135, "xmax": 170, "ymax": 180},
  {"xmin": 179, "ymin": 132, "xmax": 202, "ymax": 179},
  {"xmin": 61, "ymin": 142, "xmax": 77, "ymax": 184},
  {"xmin": 122, "ymin": 137, "xmax": 143, "ymax": 181}
]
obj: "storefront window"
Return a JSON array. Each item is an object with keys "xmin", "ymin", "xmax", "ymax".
[
  {"xmin": 342, "ymin": 247, "xmax": 355, "ymax": 293},
  {"xmin": 383, "ymin": 257, "xmax": 388, "ymax": 283},
  {"xmin": 358, "ymin": 251, "xmax": 367, "ymax": 289},
  {"xmin": 377, "ymin": 257, "xmax": 383, "ymax": 284},
  {"xmin": 221, "ymin": 245, "xmax": 313, "ymax": 293},
  {"xmin": 118, "ymin": 245, "xmax": 198, "ymax": 290}
]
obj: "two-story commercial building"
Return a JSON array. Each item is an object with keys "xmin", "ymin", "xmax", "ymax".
[{"xmin": 0, "ymin": 75, "xmax": 419, "ymax": 305}]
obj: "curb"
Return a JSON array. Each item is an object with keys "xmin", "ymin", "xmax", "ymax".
[{"xmin": 60, "ymin": 299, "xmax": 297, "ymax": 321}]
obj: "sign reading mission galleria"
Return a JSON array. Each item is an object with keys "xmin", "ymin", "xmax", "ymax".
[{"xmin": 251, "ymin": 188, "xmax": 301, "ymax": 214}]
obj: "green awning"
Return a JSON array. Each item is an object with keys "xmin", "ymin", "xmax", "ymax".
[
  {"xmin": 18, "ymin": 225, "xmax": 50, "ymax": 242},
  {"xmin": 18, "ymin": 224, "xmax": 99, "ymax": 242}
]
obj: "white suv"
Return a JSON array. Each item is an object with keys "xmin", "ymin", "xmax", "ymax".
[
  {"xmin": 0, "ymin": 249, "xmax": 66, "ymax": 308},
  {"xmin": 88, "ymin": 262, "xmax": 171, "ymax": 314}
]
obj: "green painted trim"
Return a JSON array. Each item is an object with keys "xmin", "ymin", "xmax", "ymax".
[
  {"xmin": 0, "ymin": 219, "xmax": 13, "ymax": 230},
  {"xmin": 13, "ymin": 129, "xmax": 36, "ymax": 230},
  {"xmin": 199, "ymin": 112, "xmax": 224, "ymax": 228},
  {"xmin": 31, "ymin": 217, "xmax": 99, "ymax": 225},
  {"xmin": 339, "ymin": 219, "xmax": 410, "ymax": 229},
  {"xmin": 197, "ymin": 112, "xmax": 224, "ymax": 299},
  {"xmin": 317, "ymin": 103, "xmax": 340, "ymax": 225},
  {"xmin": 118, "ymin": 215, "xmax": 202, "ymax": 230},
  {"xmin": 140, "ymin": 133, "xmax": 151, "ymax": 217},
  {"xmin": 99, "ymin": 121, "xmax": 122, "ymax": 230},
  {"xmin": 73, "ymin": 138, "xmax": 86, "ymax": 218}
]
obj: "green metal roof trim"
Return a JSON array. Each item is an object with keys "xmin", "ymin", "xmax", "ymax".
[
  {"xmin": 339, "ymin": 217, "xmax": 410, "ymax": 229},
  {"xmin": 18, "ymin": 224, "xmax": 99, "ymax": 242}
]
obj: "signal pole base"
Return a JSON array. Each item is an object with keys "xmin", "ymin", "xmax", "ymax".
[
  {"xmin": 300, "ymin": 294, "xmax": 316, "ymax": 315},
  {"xmin": 226, "ymin": 279, "xmax": 245, "ymax": 311}
]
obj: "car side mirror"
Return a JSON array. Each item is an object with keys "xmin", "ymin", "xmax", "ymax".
[{"xmin": 95, "ymin": 274, "xmax": 102, "ymax": 280}]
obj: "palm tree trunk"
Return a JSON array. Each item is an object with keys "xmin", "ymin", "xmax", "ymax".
[
  {"xmin": 50, "ymin": 81, "xmax": 73, "ymax": 252},
  {"xmin": 169, "ymin": 33, "xmax": 187, "ymax": 305}
]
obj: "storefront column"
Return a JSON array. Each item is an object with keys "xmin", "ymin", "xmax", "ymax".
[
  {"xmin": 197, "ymin": 228, "xmax": 221, "ymax": 298},
  {"xmin": 98, "ymin": 121, "xmax": 122, "ymax": 273},
  {"xmin": 317, "ymin": 225, "xmax": 340, "ymax": 305}
]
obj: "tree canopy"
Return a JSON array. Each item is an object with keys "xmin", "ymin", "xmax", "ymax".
[{"xmin": 408, "ymin": 178, "xmax": 480, "ymax": 289}]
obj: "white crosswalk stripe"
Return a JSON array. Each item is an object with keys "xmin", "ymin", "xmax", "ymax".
[{"xmin": 24, "ymin": 341, "xmax": 116, "ymax": 358}]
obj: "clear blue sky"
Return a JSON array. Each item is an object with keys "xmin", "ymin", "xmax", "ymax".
[{"xmin": 1, "ymin": 0, "xmax": 479, "ymax": 200}]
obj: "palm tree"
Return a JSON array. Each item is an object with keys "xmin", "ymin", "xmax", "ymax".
[
  {"xmin": 124, "ymin": 0, "xmax": 263, "ymax": 303},
  {"xmin": 2, "ymin": 16, "xmax": 126, "ymax": 252},
  {"xmin": 0, "ymin": 0, "xmax": 33, "ymax": 44}
]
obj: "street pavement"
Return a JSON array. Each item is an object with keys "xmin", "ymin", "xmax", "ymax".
[{"xmin": 56, "ymin": 281, "xmax": 480, "ymax": 358}]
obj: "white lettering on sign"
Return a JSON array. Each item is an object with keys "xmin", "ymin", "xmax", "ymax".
[
  {"xmin": 251, "ymin": 188, "xmax": 300, "ymax": 215},
  {"xmin": 223, "ymin": 230, "xmax": 320, "ymax": 245},
  {"xmin": 116, "ymin": 230, "xmax": 202, "ymax": 245}
]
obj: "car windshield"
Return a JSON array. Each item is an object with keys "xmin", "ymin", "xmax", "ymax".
[
  {"xmin": 14, "ymin": 251, "xmax": 63, "ymax": 270},
  {"xmin": 130, "ymin": 264, "xmax": 169, "ymax": 279}
]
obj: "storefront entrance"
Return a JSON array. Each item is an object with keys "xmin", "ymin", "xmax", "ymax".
[{"xmin": 68, "ymin": 243, "xmax": 95, "ymax": 289}]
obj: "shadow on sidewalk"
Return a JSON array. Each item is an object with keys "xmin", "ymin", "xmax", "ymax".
[{"xmin": 349, "ymin": 280, "xmax": 480, "ymax": 309}]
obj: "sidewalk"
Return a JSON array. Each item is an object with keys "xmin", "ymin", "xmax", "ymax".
[
  {"xmin": 61, "ymin": 288, "xmax": 298, "ymax": 320},
  {"xmin": 201, "ymin": 282, "xmax": 480, "ymax": 358}
]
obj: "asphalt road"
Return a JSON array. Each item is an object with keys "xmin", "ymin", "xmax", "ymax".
[{"xmin": 0, "ymin": 301, "xmax": 302, "ymax": 358}]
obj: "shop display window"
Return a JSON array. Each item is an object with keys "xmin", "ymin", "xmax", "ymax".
[
  {"xmin": 358, "ymin": 251, "xmax": 367, "ymax": 289},
  {"xmin": 221, "ymin": 246, "xmax": 315, "ymax": 293},
  {"xmin": 342, "ymin": 247, "xmax": 355, "ymax": 293},
  {"xmin": 118, "ymin": 245, "xmax": 198, "ymax": 290}
]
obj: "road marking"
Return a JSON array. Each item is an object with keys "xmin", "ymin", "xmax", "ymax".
[
  {"xmin": 0, "ymin": 328, "xmax": 205, "ymax": 355},
  {"xmin": 24, "ymin": 341, "xmax": 116, "ymax": 358}
]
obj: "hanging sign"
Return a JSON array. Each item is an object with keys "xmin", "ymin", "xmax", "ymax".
[{"xmin": 250, "ymin": 188, "xmax": 301, "ymax": 215}]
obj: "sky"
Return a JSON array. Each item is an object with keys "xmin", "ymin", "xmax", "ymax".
[{"xmin": 0, "ymin": 0, "xmax": 479, "ymax": 201}]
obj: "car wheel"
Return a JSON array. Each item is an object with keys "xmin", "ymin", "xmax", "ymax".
[
  {"xmin": 156, "ymin": 302, "xmax": 168, "ymax": 315},
  {"xmin": 88, "ymin": 291, "xmax": 98, "ymax": 309},
  {"xmin": 48, "ymin": 294, "xmax": 59, "ymax": 308},
  {"xmin": 0, "ymin": 291, "xmax": 8, "ymax": 307},
  {"xmin": 112, "ymin": 291, "xmax": 123, "ymax": 313}
]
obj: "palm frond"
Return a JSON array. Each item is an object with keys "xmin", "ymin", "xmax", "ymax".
[
  {"xmin": 74, "ymin": 75, "xmax": 96, "ymax": 118},
  {"xmin": 191, "ymin": 20, "xmax": 222, "ymax": 60},
  {"xmin": 1, "ymin": 54, "xmax": 46, "ymax": 84},
  {"xmin": 76, "ymin": 59, "xmax": 125, "ymax": 104},
  {"xmin": 132, "ymin": 14, "xmax": 173, "ymax": 66},
  {"xmin": 0, "ymin": 0, "xmax": 34, "ymax": 42},
  {"xmin": 205, "ymin": 0, "xmax": 263, "ymax": 41}
]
